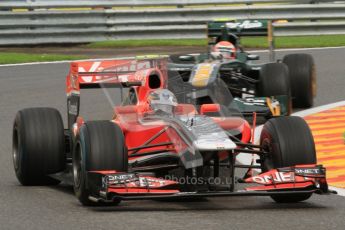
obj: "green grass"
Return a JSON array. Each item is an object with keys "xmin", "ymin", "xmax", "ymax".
[
  {"xmin": 2, "ymin": 34, "xmax": 344, "ymax": 64},
  {"xmin": 0, "ymin": 52, "xmax": 85, "ymax": 64},
  {"xmin": 87, "ymin": 35, "xmax": 345, "ymax": 49},
  {"xmin": 242, "ymin": 35, "xmax": 345, "ymax": 48}
]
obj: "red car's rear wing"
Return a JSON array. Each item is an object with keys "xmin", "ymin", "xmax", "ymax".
[
  {"xmin": 67, "ymin": 60, "xmax": 148, "ymax": 92},
  {"xmin": 77, "ymin": 71, "xmax": 142, "ymax": 89},
  {"xmin": 65, "ymin": 58, "xmax": 167, "ymax": 129}
]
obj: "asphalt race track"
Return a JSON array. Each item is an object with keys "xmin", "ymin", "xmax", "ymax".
[{"xmin": 0, "ymin": 48, "xmax": 345, "ymax": 230}]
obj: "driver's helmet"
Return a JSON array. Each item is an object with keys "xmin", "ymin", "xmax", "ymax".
[
  {"xmin": 147, "ymin": 89, "xmax": 178, "ymax": 114},
  {"xmin": 212, "ymin": 41, "xmax": 236, "ymax": 60}
]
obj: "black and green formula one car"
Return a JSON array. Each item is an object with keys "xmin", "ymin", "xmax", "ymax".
[{"xmin": 168, "ymin": 19, "xmax": 316, "ymax": 121}]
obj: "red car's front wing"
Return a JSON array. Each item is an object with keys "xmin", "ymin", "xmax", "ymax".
[{"xmin": 86, "ymin": 165, "xmax": 335, "ymax": 203}]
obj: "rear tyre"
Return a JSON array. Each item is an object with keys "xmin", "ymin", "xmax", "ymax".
[
  {"xmin": 282, "ymin": 53, "xmax": 316, "ymax": 108},
  {"xmin": 13, "ymin": 108, "xmax": 65, "ymax": 185},
  {"xmin": 257, "ymin": 63, "xmax": 292, "ymax": 115},
  {"xmin": 73, "ymin": 121, "xmax": 128, "ymax": 206},
  {"xmin": 260, "ymin": 116, "xmax": 316, "ymax": 203}
]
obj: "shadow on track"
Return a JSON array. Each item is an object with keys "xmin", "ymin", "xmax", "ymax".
[{"xmin": 88, "ymin": 197, "xmax": 329, "ymax": 212}]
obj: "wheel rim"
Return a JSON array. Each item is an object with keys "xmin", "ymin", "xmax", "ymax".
[
  {"xmin": 12, "ymin": 127, "xmax": 20, "ymax": 171},
  {"xmin": 73, "ymin": 143, "xmax": 82, "ymax": 188}
]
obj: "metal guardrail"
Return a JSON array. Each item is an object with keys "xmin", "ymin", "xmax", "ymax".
[
  {"xmin": 0, "ymin": 1, "xmax": 325, "ymax": 9},
  {"xmin": 0, "ymin": 1, "xmax": 344, "ymax": 45},
  {"xmin": 274, "ymin": 21, "xmax": 345, "ymax": 36}
]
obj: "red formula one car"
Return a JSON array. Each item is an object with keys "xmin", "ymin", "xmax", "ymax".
[{"xmin": 12, "ymin": 57, "xmax": 334, "ymax": 206}]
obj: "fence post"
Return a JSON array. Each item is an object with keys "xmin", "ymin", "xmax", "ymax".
[{"xmin": 268, "ymin": 20, "xmax": 275, "ymax": 62}]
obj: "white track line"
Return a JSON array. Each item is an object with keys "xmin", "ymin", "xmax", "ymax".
[
  {"xmin": 0, "ymin": 56, "xmax": 135, "ymax": 67},
  {"xmin": 252, "ymin": 46, "xmax": 345, "ymax": 53},
  {"xmin": 0, "ymin": 46, "xmax": 345, "ymax": 67},
  {"xmin": 329, "ymin": 186, "xmax": 345, "ymax": 196},
  {"xmin": 293, "ymin": 100, "xmax": 345, "ymax": 117}
]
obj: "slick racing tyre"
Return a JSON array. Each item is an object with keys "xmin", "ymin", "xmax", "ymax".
[
  {"xmin": 13, "ymin": 108, "xmax": 65, "ymax": 185},
  {"xmin": 73, "ymin": 121, "xmax": 128, "ymax": 206},
  {"xmin": 257, "ymin": 63, "xmax": 291, "ymax": 114},
  {"xmin": 260, "ymin": 116, "xmax": 316, "ymax": 203},
  {"xmin": 282, "ymin": 53, "xmax": 316, "ymax": 108}
]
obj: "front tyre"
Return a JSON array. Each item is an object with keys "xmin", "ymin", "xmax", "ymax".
[
  {"xmin": 260, "ymin": 116, "xmax": 316, "ymax": 203},
  {"xmin": 282, "ymin": 53, "xmax": 316, "ymax": 108},
  {"xmin": 73, "ymin": 121, "xmax": 128, "ymax": 206},
  {"xmin": 13, "ymin": 108, "xmax": 65, "ymax": 185},
  {"xmin": 257, "ymin": 63, "xmax": 290, "ymax": 98},
  {"xmin": 257, "ymin": 62, "xmax": 292, "ymax": 115}
]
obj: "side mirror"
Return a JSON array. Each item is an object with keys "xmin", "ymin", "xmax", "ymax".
[
  {"xmin": 179, "ymin": 55, "xmax": 195, "ymax": 62},
  {"xmin": 247, "ymin": 54, "xmax": 259, "ymax": 61},
  {"xmin": 200, "ymin": 104, "xmax": 220, "ymax": 115}
]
